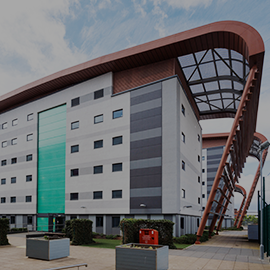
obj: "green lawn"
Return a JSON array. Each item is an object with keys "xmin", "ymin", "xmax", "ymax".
[
  {"xmin": 174, "ymin": 243, "xmax": 191, "ymax": 249},
  {"xmin": 83, "ymin": 238, "xmax": 122, "ymax": 249}
]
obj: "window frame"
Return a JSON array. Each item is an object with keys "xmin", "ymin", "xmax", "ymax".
[
  {"xmin": 11, "ymin": 157, "xmax": 17, "ymax": 164},
  {"xmin": 26, "ymin": 175, "xmax": 32, "ymax": 182},
  {"xmin": 182, "ymin": 160, "xmax": 185, "ymax": 171},
  {"xmin": 25, "ymin": 196, "xmax": 32, "ymax": 202},
  {"xmin": 71, "ymin": 145, "xmax": 79, "ymax": 153},
  {"xmin": 1, "ymin": 178, "xmax": 6, "ymax": 185},
  {"xmin": 11, "ymin": 138, "xmax": 17, "ymax": 145},
  {"xmin": 26, "ymin": 154, "xmax": 33, "ymax": 161},
  {"xmin": 10, "ymin": 197, "xmax": 16, "ymax": 203},
  {"xmin": 27, "ymin": 113, "xmax": 33, "ymax": 121},
  {"xmin": 94, "ymin": 140, "xmax": 103, "ymax": 149},
  {"xmin": 112, "ymin": 190, "xmax": 122, "ymax": 199},
  {"xmin": 181, "ymin": 104, "xmax": 185, "ymax": 116},
  {"xmin": 70, "ymin": 193, "xmax": 79, "ymax": 200},
  {"xmin": 112, "ymin": 216, "xmax": 120, "ymax": 228},
  {"xmin": 94, "ymin": 114, "xmax": 103, "ymax": 124},
  {"xmin": 96, "ymin": 216, "xmax": 103, "ymax": 227},
  {"xmin": 181, "ymin": 132, "xmax": 185, "ymax": 143},
  {"xmin": 70, "ymin": 168, "xmax": 79, "ymax": 177},
  {"xmin": 94, "ymin": 89, "xmax": 104, "ymax": 100},
  {"xmin": 1, "ymin": 197, "xmax": 6, "ymax": 204},
  {"xmin": 2, "ymin": 122, "xmax": 7, "ymax": 129},
  {"xmin": 112, "ymin": 136, "xmax": 123, "ymax": 146},
  {"xmin": 182, "ymin": 189, "xmax": 185, "ymax": 198},
  {"xmin": 2, "ymin": 141, "xmax": 7, "ymax": 148},
  {"xmin": 11, "ymin": 177, "xmax": 16, "ymax": 184},
  {"xmin": 93, "ymin": 191, "xmax": 103, "ymax": 200},
  {"xmin": 112, "ymin": 109, "xmax": 123, "ymax": 119},
  {"xmin": 71, "ymin": 121, "xmax": 79, "ymax": 130},
  {"xmin": 12, "ymin": 119, "xmax": 18, "ymax": 126},
  {"xmin": 112, "ymin": 163, "xmax": 122, "ymax": 172},
  {"xmin": 71, "ymin": 97, "xmax": 80, "ymax": 107},
  {"xmin": 1, "ymin": 159, "xmax": 7, "ymax": 166},
  {"xmin": 27, "ymin": 133, "xmax": 33, "ymax": 141},
  {"xmin": 93, "ymin": 165, "xmax": 103, "ymax": 174}
]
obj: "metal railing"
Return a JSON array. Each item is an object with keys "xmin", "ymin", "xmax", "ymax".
[{"xmin": 43, "ymin": 263, "xmax": 87, "ymax": 270}]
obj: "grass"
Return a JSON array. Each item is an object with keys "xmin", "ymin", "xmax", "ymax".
[
  {"xmin": 174, "ymin": 243, "xmax": 191, "ymax": 249},
  {"xmin": 83, "ymin": 238, "xmax": 121, "ymax": 249}
]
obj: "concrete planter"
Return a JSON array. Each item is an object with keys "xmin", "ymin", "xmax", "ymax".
[
  {"xmin": 248, "ymin": 224, "xmax": 258, "ymax": 241},
  {"xmin": 26, "ymin": 238, "xmax": 70, "ymax": 260},
  {"xmin": 116, "ymin": 243, "xmax": 168, "ymax": 270}
]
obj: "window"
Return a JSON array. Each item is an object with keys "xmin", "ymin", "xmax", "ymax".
[
  {"xmin": 2, "ymin": 141, "xmax": 7, "ymax": 148},
  {"xmin": 71, "ymin": 145, "xmax": 79, "ymax": 153},
  {"xmin": 112, "ymin": 190, "xmax": 122, "ymax": 199},
  {"xmin": 26, "ymin": 154, "xmax": 32, "ymax": 161},
  {"xmin": 70, "ymin": 193, "xmax": 79, "ymax": 200},
  {"xmin": 198, "ymin": 197, "xmax": 200, "ymax": 204},
  {"xmin": 182, "ymin": 189, "xmax": 185, "ymax": 198},
  {"xmin": 25, "ymin": 196, "xmax": 32, "ymax": 202},
  {"xmin": 94, "ymin": 114, "xmax": 103, "ymax": 124},
  {"xmin": 93, "ymin": 191, "xmax": 103, "ymax": 199},
  {"xmin": 112, "ymin": 163, "xmax": 122, "ymax": 172},
  {"xmin": 202, "ymin": 156, "xmax": 205, "ymax": 161},
  {"xmin": 27, "ymin": 216, "xmax": 33, "ymax": 225},
  {"xmin": 96, "ymin": 216, "xmax": 103, "ymax": 227},
  {"xmin": 94, "ymin": 140, "xmax": 103, "ymax": 149},
  {"xmin": 198, "ymin": 176, "xmax": 200, "ymax": 183},
  {"xmin": 71, "ymin": 121, "xmax": 79, "ymax": 130},
  {"xmin": 94, "ymin": 89, "xmax": 104, "ymax": 100},
  {"xmin": 71, "ymin": 169, "xmax": 79, "ymax": 177},
  {"xmin": 202, "ymin": 181, "xmax": 205, "ymax": 186},
  {"xmin": 202, "ymin": 194, "xmax": 205, "ymax": 198},
  {"xmin": 181, "ymin": 104, "xmax": 185, "ymax": 116},
  {"xmin": 26, "ymin": 175, "xmax": 32, "ymax": 182},
  {"xmin": 11, "ymin": 138, "xmax": 17, "ymax": 145},
  {"xmin": 1, "ymin": 197, "xmax": 6, "ymax": 204},
  {"xmin": 202, "ymin": 207, "xmax": 205, "ymax": 211},
  {"xmin": 1, "ymin": 178, "xmax": 6, "ymax": 185},
  {"xmin": 2, "ymin": 122, "xmax": 7, "ymax": 129},
  {"xmin": 10, "ymin": 216, "xmax": 15, "ymax": 224},
  {"xmin": 198, "ymin": 134, "xmax": 200, "ymax": 142},
  {"xmin": 112, "ymin": 136, "xmax": 123, "ymax": 145},
  {"xmin": 10, "ymin": 197, "xmax": 16, "ymax": 203},
  {"xmin": 181, "ymin": 132, "xmax": 185, "ymax": 143},
  {"xmin": 112, "ymin": 217, "xmax": 120, "ymax": 228},
  {"xmin": 27, "ymin": 113, "xmax": 33, "ymax": 121},
  {"xmin": 197, "ymin": 218, "xmax": 200, "ymax": 227},
  {"xmin": 202, "ymin": 169, "xmax": 205, "ymax": 173},
  {"xmin": 11, "ymin": 177, "xmax": 16, "ymax": 184},
  {"xmin": 27, "ymin": 134, "xmax": 33, "ymax": 141},
  {"xmin": 182, "ymin": 161, "xmax": 185, "ymax": 171},
  {"xmin": 181, "ymin": 217, "xmax": 184, "ymax": 229},
  {"xmin": 12, "ymin": 119, "xmax": 18, "ymax": 126},
  {"xmin": 11, "ymin": 158, "xmax": 17, "ymax": 164},
  {"xmin": 113, "ymin": 109, "xmax": 123, "ymax": 119},
  {"xmin": 94, "ymin": 165, "xmax": 103, "ymax": 174},
  {"xmin": 198, "ymin": 155, "xmax": 200, "ymax": 162},
  {"xmin": 1, "ymin": 160, "xmax": 7, "ymax": 166},
  {"xmin": 71, "ymin": 97, "xmax": 80, "ymax": 107}
]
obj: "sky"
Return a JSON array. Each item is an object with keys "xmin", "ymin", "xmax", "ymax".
[{"xmin": 0, "ymin": 0, "xmax": 270, "ymax": 213}]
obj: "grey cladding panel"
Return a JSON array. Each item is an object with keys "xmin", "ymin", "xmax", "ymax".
[
  {"xmin": 130, "ymin": 128, "xmax": 161, "ymax": 142},
  {"xmin": 131, "ymin": 136, "xmax": 161, "ymax": 149},
  {"xmin": 130, "ymin": 144, "xmax": 161, "ymax": 161},
  {"xmin": 130, "ymin": 166, "xmax": 162, "ymax": 177},
  {"xmin": 130, "ymin": 115, "xmax": 161, "ymax": 133},
  {"xmin": 130, "ymin": 174, "xmax": 162, "ymax": 189},
  {"xmin": 130, "ymin": 107, "xmax": 161, "ymax": 122},
  {"xmin": 130, "ymin": 157, "xmax": 161, "ymax": 170},
  {"xmin": 130, "ymin": 82, "xmax": 162, "ymax": 98},
  {"xmin": 130, "ymin": 196, "xmax": 162, "ymax": 209},
  {"xmin": 130, "ymin": 187, "xmax": 162, "ymax": 197},
  {"xmin": 130, "ymin": 89, "xmax": 161, "ymax": 106},
  {"xmin": 130, "ymin": 99, "xmax": 161, "ymax": 114}
]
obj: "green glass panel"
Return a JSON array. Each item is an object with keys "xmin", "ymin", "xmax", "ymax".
[
  {"xmin": 38, "ymin": 105, "xmax": 66, "ymax": 214},
  {"xmin": 37, "ymin": 217, "xmax": 49, "ymax": 232}
]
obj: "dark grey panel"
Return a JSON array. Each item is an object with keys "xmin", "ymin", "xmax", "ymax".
[
  {"xmin": 207, "ymin": 154, "xmax": 222, "ymax": 159},
  {"xmin": 130, "ymin": 166, "xmax": 162, "ymax": 177},
  {"xmin": 164, "ymin": 214, "xmax": 173, "ymax": 221},
  {"xmin": 131, "ymin": 136, "xmax": 161, "ymax": 149},
  {"xmin": 130, "ymin": 115, "xmax": 161, "ymax": 133},
  {"xmin": 207, "ymin": 160, "xmax": 221, "ymax": 165},
  {"xmin": 106, "ymin": 215, "xmax": 112, "ymax": 235},
  {"xmin": 130, "ymin": 187, "xmax": 162, "ymax": 197},
  {"xmin": 130, "ymin": 174, "xmax": 162, "ymax": 188},
  {"xmin": 130, "ymin": 128, "xmax": 161, "ymax": 142},
  {"xmin": 130, "ymin": 82, "xmax": 162, "ymax": 98},
  {"xmin": 130, "ymin": 107, "xmax": 162, "ymax": 122},
  {"xmin": 207, "ymin": 167, "xmax": 219, "ymax": 173},
  {"xmin": 130, "ymin": 196, "xmax": 162, "ymax": 209},
  {"xmin": 130, "ymin": 144, "xmax": 162, "ymax": 161},
  {"xmin": 131, "ymin": 89, "xmax": 161, "ymax": 106},
  {"xmin": 125, "ymin": 215, "xmax": 134, "ymax": 218}
]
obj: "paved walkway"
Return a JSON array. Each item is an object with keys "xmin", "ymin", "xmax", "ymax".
[{"xmin": 0, "ymin": 230, "xmax": 269, "ymax": 269}]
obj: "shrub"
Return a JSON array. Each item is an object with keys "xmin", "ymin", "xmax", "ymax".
[
  {"xmin": 173, "ymin": 234, "xmax": 197, "ymax": 244},
  {"xmin": 92, "ymin": 232, "xmax": 99, "ymax": 238},
  {"xmin": 0, "ymin": 218, "xmax": 9, "ymax": 245},
  {"xmin": 105, "ymin": 234, "xmax": 114, "ymax": 239},
  {"xmin": 62, "ymin": 220, "xmax": 72, "ymax": 240}
]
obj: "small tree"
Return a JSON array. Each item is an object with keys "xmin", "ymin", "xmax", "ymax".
[{"xmin": 0, "ymin": 218, "xmax": 9, "ymax": 245}]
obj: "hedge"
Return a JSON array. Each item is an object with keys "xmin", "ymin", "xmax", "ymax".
[
  {"xmin": 0, "ymin": 218, "xmax": 9, "ymax": 245},
  {"xmin": 120, "ymin": 218, "xmax": 176, "ymax": 249}
]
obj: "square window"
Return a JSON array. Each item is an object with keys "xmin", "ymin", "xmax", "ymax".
[
  {"xmin": 202, "ymin": 181, "xmax": 205, "ymax": 186},
  {"xmin": 112, "ymin": 190, "xmax": 122, "ymax": 199},
  {"xmin": 70, "ymin": 193, "xmax": 78, "ymax": 200},
  {"xmin": 2, "ymin": 141, "xmax": 7, "ymax": 148},
  {"xmin": 12, "ymin": 119, "xmax": 18, "ymax": 126},
  {"xmin": 27, "ymin": 113, "xmax": 33, "ymax": 121},
  {"xmin": 181, "ymin": 132, "xmax": 185, "ymax": 143},
  {"xmin": 198, "ymin": 176, "xmax": 200, "ymax": 183},
  {"xmin": 71, "ymin": 145, "xmax": 79, "ymax": 153},
  {"xmin": 94, "ymin": 140, "xmax": 103, "ymax": 149},
  {"xmin": 2, "ymin": 122, "xmax": 7, "ymax": 129},
  {"xmin": 27, "ymin": 134, "xmax": 33, "ymax": 141},
  {"xmin": 93, "ymin": 191, "xmax": 103, "ymax": 199},
  {"xmin": 198, "ymin": 197, "xmax": 200, "ymax": 204},
  {"xmin": 1, "ymin": 160, "xmax": 7, "ymax": 166},
  {"xmin": 113, "ymin": 109, "xmax": 123, "ymax": 119},
  {"xmin": 10, "ymin": 197, "xmax": 16, "ymax": 203},
  {"xmin": 11, "ymin": 177, "xmax": 16, "ymax": 184},
  {"xmin": 1, "ymin": 197, "xmax": 6, "ymax": 204},
  {"xmin": 26, "ymin": 154, "xmax": 32, "ymax": 161},
  {"xmin": 202, "ymin": 207, "xmax": 205, "ymax": 210},
  {"xmin": 1, "ymin": 178, "xmax": 6, "ymax": 185},
  {"xmin": 181, "ymin": 105, "xmax": 185, "ymax": 116},
  {"xmin": 11, "ymin": 138, "xmax": 17, "ymax": 145},
  {"xmin": 112, "ymin": 163, "xmax": 122, "ymax": 172},
  {"xmin": 10, "ymin": 216, "xmax": 15, "ymax": 224},
  {"xmin": 71, "ymin": 169, "xmax": 79, "ymax": 177},
  {"xmin": 26, "ymin": 196, "xmax": 32, "ymax": 202},
  {"xmin": 94, "ymin": 89, "xmax": 104, "ymax": 100},
  {"xmin": 112, "ymin": 217, "xmax": 120, "ymax": 228},
  {"xmin": 94, "ymin": 165, "xmax": 103, "ymax": 174},
  {"xmin": 96, "ymin": 216, "xmax": 103, "ymax": 227},
  {"xmin": 71, "ymin": 97, "xmax": 80, "ymax": 107},
  {"xmin": 26, "ymin": 175, "xmax": 32, "ymax": 182},
  {"xmin": 94, "ymin": 114, "xmax": 103, "ymax": 124},
  {"xmin": 182, "ymin": 189, "xmax": 185, "ymax": 198},
  {"xmin": 198, "ymin": 155, "xmax": 200, "ymax": 162},
  {"xmin": 27, "ymin": 216, "xmax": 33, "ymax": 224},
  {"xmin": 112, "ymin": 136, "xmax": 122, "ymax": 145},
  {"xmin": 182, "ymin": 161, "xmax": 185, "ymax": 171},
  {"xmin": 11, "ymin": 158, "xmax": 17, "ymax": 164},
  {"xmin": 71, "ymin": 121, "xmax": 79, "ymax": 130}
]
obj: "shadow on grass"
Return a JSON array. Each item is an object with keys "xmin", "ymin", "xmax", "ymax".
[{"xmin": 83, "ymin": 238, "xmax": 122, "ymax": 249}]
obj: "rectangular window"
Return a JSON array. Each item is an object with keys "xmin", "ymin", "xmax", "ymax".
[
  {"xmin": 71, "ymin": 145, "xmax": 79, "ymax": 153},
  {"xmin": 10, "ymin": 216, "xmax": 15, "ymax": 224},
  {"xmin": 112, "ymin": 217, "xmax": 120, "ymax": 228},
  {"xmin": 11, "ymin": 158, "xmax": 17, "ymax": 164},
  {"xmin": 11, "ymin": 177, "xmax": 16, "ymax": 184},
  {"xmin": 181, "ymin": 105, "xmax": 185, "ymax": 116},
  {"xmin": 198, "ymin": 134, "xmax": 200, "ymax": 142},
  {"xmin": 112, "ymin": 136, "xmax": 123, "ymax": 145},
  {"xmin": 1, "ymin": 178, "xmax": 6, "ymax": 185},
  {"xmin": 26, "ymin": 154, "xmax": 32, "ymax": 161},
  {"xmin": 198, "ymin": 155, "xmax": 200, "ymax": 162},
  {"xmin": 1, "ymin": 160, "xmax": 7, "ymax": 166},
  {"xmin": 70, "ymin": 193, "xmax": 79, "ymax": 200},
  {"xmin": 71, "ymin": 121, "xmax": 79, "ymax": 130},
  {"xmin": 26, "ymin": 175, "xmax": 32, "ymax": 182},
  {"xmin": 27, "ymin": 216, "xmax": 33, "ymax": 224},
  {"xmin": 112, "ymin": 190, "xmax": 122, "ymax": 199},
  {"xmin": 181, "ymin": 217, "xmax": 184, "ymax": 229},
  {"xmin": 2, "ymin": 122, "xmax": 7, "ymax": 129},
  {"xmin": 202, "ymin": 169, "xmax": 205, "ymax": 173},
  {"xmin": 94, "ymin": 89, "xmax": 104, "ymax": 100},
  {"xmin": 2, "ymin": 141, "xmax": 7, "ymax": 148},
  {"xmin": 198, "ymin": 176, "xmax": 200, "ymax": 183},
  {"xmin": 96, "ymin": 216, "xmax": 103, "ymax": 227},
  {"xmin": 181, "ymin": 132, "xmax": 185, "ymax": 143},
  {"xmin": 27, "ymin": 113, "xmax": 33, "ymax": 121},
  {"xmin": 71, "ymin": 169, "xmax": 79, "ymax": 177},
  {"xmin": 27, "ymin": 134, "xmax": 33, "ymax": 141},
  {"xmin": 71, "ymin": 97, "xmax": 80, "ymax": 107},
  {"xmin": 202, "ymin": 181, "xmax": 205, "ymax": 186},
  {"xmin": 202, "ymin": 194, "xmax": 205, "ymax": 198},
  {"xmin": 1, "ymin": 197, "xmax": 6, "ymax": 203},
  {"xmin": 182, "ymin": 189, "xmax": 185, "ymax": 198},
  {"xmin": 197, "ymin": 218, "xmax": 200, "ymax": 227},
  {"xmin": 112, "ymin": 163, "xmax": 122, "ymax": 172},
  {"xmin": 94, "ymin": 114, "xmax": 103, "ymax": 124},
  {"xmin": 198, "ymin": 197, "xmax": 200, "ymax": 204},
  {"xmin": 10, "ymin": 197, "xmax": 16, "ymax": 203},
  {"xmin": 11, "ymin": 138, "xmax": 17, "ymax": 145},
  {"xmin": 113, "ymin": 109, "xmax": 123, "ymax": 119},
  {"xmin": 93, "ymin": 165, "xmax": 103, "ymax": 174},
  {"xmin": 12, "ymin": 119, "xmax": 18, "ymax": 126},
  {"xmin": 25, "ymin": 196, "xmax": 32, "ymax": 202},
  {"xmin": 93, "ymin": 191, "xmax": 103, "ymax": 199},
  {"xmin": 202, "ymin": 156, "xmax": 205, "ymax": 161},
  {"xmin": 182, "ymin": 161, "xmax": 185, "ymax": 171},
  {"xmin": 94, "ymin": 140, "xmax": 103, "ymax": 149}
]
